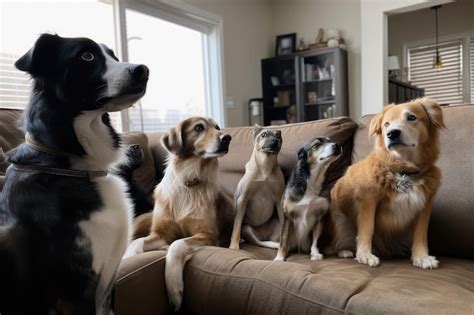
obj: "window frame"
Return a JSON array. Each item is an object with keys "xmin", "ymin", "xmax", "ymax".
[
  {"xmin": 403, "ymin": 31, "xmax": 474, "ymax": 104},
  {"xmin": 112, "ymin": 0, "xmax": 226, "ymax": 131}
]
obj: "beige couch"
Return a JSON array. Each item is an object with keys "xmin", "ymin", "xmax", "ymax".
[{"xmin": 1, "ymin": 106, "xmax": 473, "ymax": 314}]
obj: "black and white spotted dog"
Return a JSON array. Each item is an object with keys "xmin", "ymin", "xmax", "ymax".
[{"xmin": 0, "ymin": 34, "xmax": 148, "ymax": 314}]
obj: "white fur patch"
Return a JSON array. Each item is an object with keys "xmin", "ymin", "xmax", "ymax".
[
  {"xmin": 78, "ymin": 174, "xmax": 132, "ymax": 313},
  {"xmin": 72, "ymin": 111, "xmax": 122, "ymax": 172},
  {"xmin": 389, "ymin": 178, "xmax": 426, "ymax": 227}
]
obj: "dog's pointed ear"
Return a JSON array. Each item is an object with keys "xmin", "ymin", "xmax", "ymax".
[
  {"xmin": 368, "ymin": 104, "xmax": 394, "ymax": 137},
  {"xmin": 297, "ymin": 147, "xmax": 307, "ymax": 160},
  {"xmin": 15, "ymin": 33, "xmax": 62, "ymax": 75},
  {"xmin": 419, "ymin": 98, "xmax": 446, "ymax": 129},
  {"xmin": 253, "ymin": 125, "xmax": 263, "ymax": 138},
  {"xmin": 161, "ymin": 125, "xmax": 183, "ymax": 155}
]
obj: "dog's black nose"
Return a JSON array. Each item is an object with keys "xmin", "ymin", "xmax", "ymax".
[
  {"xmin": 334, "ymin": 143, "xmax": 341, "ymax": 152},
  {"xmin": 129, "ymin": 65, "xmax": 149, "ymax": 81},
  {"xmin": 221, "ymin": 134, "xmax": 232, "ymax": 143},
  {"xmin": 387, "ymin": 129, "xmax": 401, "ymax": 139}
]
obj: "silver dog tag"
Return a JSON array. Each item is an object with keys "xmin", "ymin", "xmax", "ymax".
[{"xmin": 396, "ymin": 174, "xmax": 413, "ymax": 193}]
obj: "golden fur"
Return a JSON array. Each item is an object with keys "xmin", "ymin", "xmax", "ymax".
[
  {"xmin": 124, "ymin": 117, "xmax": 233, "ymax": 310},
  {"xmin": 330, "ymin": 98, "xmax": 445, "ymax": 269}
]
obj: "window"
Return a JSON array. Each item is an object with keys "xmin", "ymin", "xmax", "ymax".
[
  {"xmin": 470, "ymin": 38, "xmax": 474, "ymax": 103},
  {"xmin": 408, "ymin": 40, "xmax": 464, "ymax": 105},
  {"xmin": 125, "ymin": 9, "xmax": 207, "ymax": 132},
  {"xmin": 0, "ymin": 1, "xmax": 114, "ymax": 110},
  {"xmin": 0, "ymin": 0, "xmax": 225, "ymax": 131}
]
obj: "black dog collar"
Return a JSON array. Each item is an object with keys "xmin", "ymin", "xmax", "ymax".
[{"xmin": 12, "ymin": 163, "xmax": 107, "ymax": 179}]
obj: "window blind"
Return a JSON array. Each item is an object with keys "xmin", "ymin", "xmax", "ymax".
[
  {"xmin": 408, "ymin": 40, "xmax": 463, "ymax": 105},
  {"xmin": 0, "ymin": 53, "xmax": 31, "ymax": 109},
  {"xmin": 470, "ymin": 39, "xmax": 474, "ymax": 103}
]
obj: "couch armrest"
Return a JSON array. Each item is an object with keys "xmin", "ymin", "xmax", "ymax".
[{"xmin": 115, "ymin": 251, "xmax": 169, "ymax": 315}]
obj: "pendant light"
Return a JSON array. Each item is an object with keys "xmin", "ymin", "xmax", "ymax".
[{"xmin": 432, "ymin": 5, "xmax": 443, "ymax": 69}]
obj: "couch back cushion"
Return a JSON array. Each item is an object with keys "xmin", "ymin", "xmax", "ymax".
[
  {"xmin": 0, "ymin": 109, "xmax": 24, "ymax": 175},
  {"xmin": 352, "ymin": 104, "xmax": 474, "ymax": 259},
  {"xmin": 148, "ymin": 117, "xmax": 358, "ymax": 200}
]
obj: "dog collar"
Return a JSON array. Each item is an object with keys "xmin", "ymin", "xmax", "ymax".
[
  {"xmin": 25, "ymin": 133, "xmax": 76, "ymax": 158},
  {"xmin": 11, "ymin": 163, "xmax": 107, "ymax": 180},
  {"xmin": 398, "ymin": 170, "xmax": 420, "ymax": 177},
  {"xmin": 184, "ymin": 178, "xmax": 202, "ymax": 187}
]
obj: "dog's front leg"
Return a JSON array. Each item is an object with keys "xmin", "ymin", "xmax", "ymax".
[
  {"xmin": 310, "ymin": 221, "xmax": 324, "ymax": 260},
  {"xmin": 165, "ymin": 233, "xmax": 215, "ymax": 311},
  {"xmin": 411, "ymin": 199, "xmax": 439, "ymax": 269},
  {"xmin": 274, "ymin": 214, "xmax": 291, "ymax": 261},
  {"xmin": 355, "ymin": 198, "xmax": 380, "ymax": 267},
  {"xmin": 229, "ymin": 193, "xmax": 248, "ymax": 250}
]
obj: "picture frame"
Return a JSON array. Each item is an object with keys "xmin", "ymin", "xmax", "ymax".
[{"xmin": 275, "ymin": 33, "xmax": 296, "ymax": 56}]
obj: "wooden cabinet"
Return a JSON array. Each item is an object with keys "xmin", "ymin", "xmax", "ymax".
[{"xmin": 261, "ymin": 47, "xmax": 348, "ymax": 125}]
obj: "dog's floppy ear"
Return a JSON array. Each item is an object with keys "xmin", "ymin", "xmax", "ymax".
[
  {"xmin": 419, "ymin": 98, "xmax": 446, "ymax": 129},
  {"xmin": 161, "ymin": 125, "xmax": 183, "ymax": 155},
  {"xmin": 15, "ymin": 33, "xmax": 62, "ymax": 76},
  {"xmin": 369, "ymin": 104, "xmax": 394, "ymax": 137},
  {"xmin": 253, "ymin": 125, "xmax": 263, "ymax": 138},
  {"xmin": 297, "ymin": 147, "xmax": 307, "ymax": 161}
]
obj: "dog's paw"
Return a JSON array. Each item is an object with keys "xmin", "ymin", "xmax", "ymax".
[
  {"xmin": 229, "ymin": 242, "xmax": 240, "ymax": 250},
  {"xmin": 310, "ymin": 253, "xmax": 324, "ymax": 260},
  {"xmin": 273, "ymin": 255, "xmax": 286, "ymax": 262},
  {"xmin": 412, "ymin": 255, "xmax": 439, "ymax": 269},
  {"xmin": 356, "ymin": 252, "xmax": 380, "ymax": 267},
  {"xmin": 338, "ymin": 250, "xmax": 354, "ymax": 258},
  {"xmin": 123, "ymin": 238, "xmax": 144, "ymax": 259}
]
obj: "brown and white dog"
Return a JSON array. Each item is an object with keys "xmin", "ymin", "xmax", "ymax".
[
  {"xmin": 124, "ymin": 117, "xmax": 234, "ymax": 310},
  {"xmin": 330, "ymin": 98, "xmax": 445, "ymax": 269}
]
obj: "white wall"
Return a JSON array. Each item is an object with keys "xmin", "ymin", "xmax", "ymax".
[
  {"xmin": 271, "ymin": 0, "xmax": 362, "ymax": 120},
  {"xmin": 184, "ymin": 0, "xmax": 273, "ymax": 127},
  {"xmin": 388, "ymin": 0, "xmax": 474, "ymax": 65}
]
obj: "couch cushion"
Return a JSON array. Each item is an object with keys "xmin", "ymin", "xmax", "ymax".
[
  {"xmin": 116, "ymin": 251, "xmax": 170, "ymax": 315},
  {"xmin": 221, "ymin": 118, "xmax": 358, "ymax": 198},
  {"xmin": 121, "ymin": 132, "xmax": 157, "ymax": 195},
  {"xmin": 0, "ymin": 109, "xmax": 24, "ymax": 175},
  {"xmin": 181, "ymin": 245, "xmax": 474, "ymax": 314},
  {"xmin": 352, "ymin": 104, "xmax": 474, "ymax": 260},
  {"xmin": 146, "ymin": 117, "xmax": 358, "ymax": 199}
]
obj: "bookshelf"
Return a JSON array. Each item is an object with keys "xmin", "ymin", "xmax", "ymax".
[{"xmin": 261, "ymin": 47, "xmax": 348, "ymax": 125}]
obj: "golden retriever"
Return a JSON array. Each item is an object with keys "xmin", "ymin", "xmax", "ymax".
[
  {"xmin": 124, "ymin": 117, "xmax": 233, "ymax": 310},
  {"xmin": 330, "ymin": 98, "xmax": 445, "ymax": 269}
]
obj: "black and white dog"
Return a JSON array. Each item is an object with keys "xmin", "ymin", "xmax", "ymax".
[{"xmin": 0, "ymin": 34, "xmax": 148, "ymax": 314}]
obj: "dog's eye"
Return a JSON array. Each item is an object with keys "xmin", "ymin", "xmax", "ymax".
[
  {"xmin": 312, "ymin": 143, "xmax": 320, "ymax": 149},
  {"xmin": 275, "ymin": 132, "xmax": 281, "ymax": 138},
  {"xmin": 215, "ymin": 125, "xmax": 220, "ymax": 131},
  {"xmin": 81, "ymin": 52, "xmax": 95, "ymax": 62},
  {"xmin": 384, "ymin": 122, "xmax": 390, "ymax": 127},
  {"xmin": 407, "ymin": 115, "xmax": 417, "ymax": 121},
  {"xmin": 261, "ymin": 132, "xmax": 267, "ymax": 138},
  {"xmin": 194, "ymin": 124, "xmax": 204, "ymax": 132}
]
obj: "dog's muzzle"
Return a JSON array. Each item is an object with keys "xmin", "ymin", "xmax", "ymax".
[
  {"xmin": 262, "ymin": 138, "xmax": 281, "ymax": 153},
  {"xmin": 216, "ymin": 134, "xmax": 231, "ymax": 153},
  {"xmin": 386, "ymin": 129, "xmax": 403, "ymax": 148}
]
